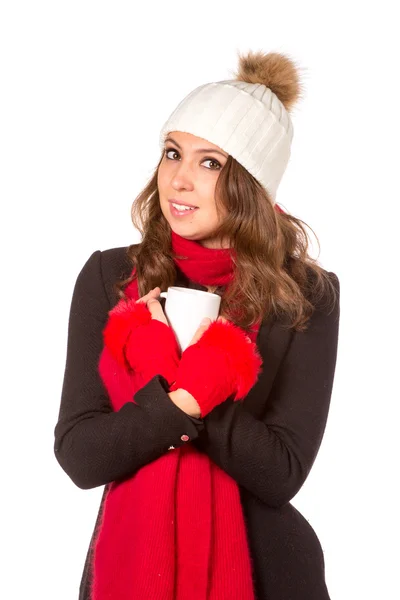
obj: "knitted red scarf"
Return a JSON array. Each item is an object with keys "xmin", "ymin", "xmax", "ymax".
[{"xmin": 91, "ymin": 205, "xmax": 283, "ymax": 599}]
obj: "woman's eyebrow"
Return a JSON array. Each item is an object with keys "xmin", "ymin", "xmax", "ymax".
[{"xmin": 164, "ymin": 136, "xmax": 227, "ymax": 158}]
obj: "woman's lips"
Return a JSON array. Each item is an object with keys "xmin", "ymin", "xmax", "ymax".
[{"xmin": 169, "ymin": 203, "xmax": 199, "ymax": 218}]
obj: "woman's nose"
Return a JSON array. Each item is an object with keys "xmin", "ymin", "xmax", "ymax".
[{"xmin": 171, "ymin": 166, "xmax": 194, "ymax": 189}]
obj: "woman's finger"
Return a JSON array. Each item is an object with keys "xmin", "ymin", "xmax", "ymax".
[
  {"xmin": 188, "ymin": 314, "xmax": 228, "ymax": 348},
  {"xmin": 135, "ymin": 287, "xmax": 160, "ymax": 304},
  {"xmin": 146, "ymin": 296, "xmax": 169, "ymax": 326},
  {"xmin": 187, "ymin": 317, "xmax": 212, "ymax": 347}
]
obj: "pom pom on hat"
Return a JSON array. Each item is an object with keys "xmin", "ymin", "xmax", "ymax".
[{"xmin": 231, "ymin": 50, "xmax": 304, "ymax": 113}]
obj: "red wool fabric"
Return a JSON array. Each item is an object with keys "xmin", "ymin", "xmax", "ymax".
[{"xmin": 90, "ymin": 204, "xmax": 284, "ymax": 599}]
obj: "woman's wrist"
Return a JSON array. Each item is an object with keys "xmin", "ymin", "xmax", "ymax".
[{"xmin": 168, "ymin": 388, "xmax": 201, "ymax": 418}]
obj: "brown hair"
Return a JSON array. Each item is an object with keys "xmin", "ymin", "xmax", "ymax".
[{"xmin": 114, "ymin": 152, "xmax": 338, "ymax": 334}]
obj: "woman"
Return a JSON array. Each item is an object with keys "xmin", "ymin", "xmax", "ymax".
[{"xmin": 54, "ymin": 50, "xmax": 340, "ymax": 599}]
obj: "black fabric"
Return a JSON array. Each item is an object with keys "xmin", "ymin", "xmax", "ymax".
[{"xmin": 54, "ymin": 246, "xmax": 340, "ymax": 600}]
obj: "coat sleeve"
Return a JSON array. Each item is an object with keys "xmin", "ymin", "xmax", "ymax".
[
  {"xmin": 191, "ymin": 272, "xmax": 341, "ymax": 508},
  {"xmin": 53, "ymin": 250, "xmax": 203, "ymax": 490}
]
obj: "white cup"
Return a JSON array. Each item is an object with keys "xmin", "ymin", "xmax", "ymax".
[{"xmin": 159, "ymin": 286, "xmax": 221, "ymax": 352}]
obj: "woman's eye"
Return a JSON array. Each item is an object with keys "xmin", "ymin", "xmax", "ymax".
[
  {"xmin": 164, "ymin": 148, "xmax": 221, "ymax": 170},
  {"xmin": 202, "ymin": 159, "xmax": 221, "ymax": 170},
  {"xmin": 165, "ymin": 148, "xmax": 179, "ymax": 160}
]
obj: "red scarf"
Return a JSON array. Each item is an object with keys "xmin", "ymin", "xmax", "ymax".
[{"xmin": 91, "ymin": 204, "xmax": 284, "ymax": 599}]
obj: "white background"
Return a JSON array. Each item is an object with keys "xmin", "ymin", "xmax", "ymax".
[{"xmin": 1, "ymin": 1, "xmax": 398, "ymax": 598}]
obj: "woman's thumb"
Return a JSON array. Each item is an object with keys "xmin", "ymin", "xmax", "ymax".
[{"xmin": 187, "ymin": 317, "xmax": 211, "ymax": 347}]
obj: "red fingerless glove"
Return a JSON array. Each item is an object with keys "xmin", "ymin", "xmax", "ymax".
[
  {"xmin": 169, "ymin": 319, "xmax": 263, "ymax": 417},
  {"xmin": 103, "ymin": 298, "xmax": 181, "ymax": 387}
]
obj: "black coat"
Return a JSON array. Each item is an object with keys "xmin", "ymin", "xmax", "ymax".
[{"xmin": 54, "ymin": 246, "xmax": 340, "ymax": 600}]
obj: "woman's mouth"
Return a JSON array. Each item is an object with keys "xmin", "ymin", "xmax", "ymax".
[{"xmin": 169, "ymin": 202, "xmax": 199, "ymax": 217}]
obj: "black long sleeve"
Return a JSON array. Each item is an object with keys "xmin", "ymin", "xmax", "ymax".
[
  {"xmin": 191, "ymin": 272, "xmax": 341, "ymax": 508},
  {"xmin": 54, "ymin": 250, "xmax": 203, "ymax": 490}
]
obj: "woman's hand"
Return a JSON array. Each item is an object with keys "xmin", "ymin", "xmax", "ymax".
[
  {"xmin": 103, "ymin": 286, "xmax": 180, "ymax": 387},
  {"xmin": 168, "ymin": 317, "xmax": 216, "ymax": 418},
  {"xmin": 135, "ymin": 287, "xmax": 168, "ymax": 326},
  {"xmin": 169, "ymin": 315, "xmax": 263, "ymax": 418}
]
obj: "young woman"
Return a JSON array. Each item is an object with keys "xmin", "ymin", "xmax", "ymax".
[{"xmin": 54, "ymin": 50, "xmax": 340, "ymax": 600}]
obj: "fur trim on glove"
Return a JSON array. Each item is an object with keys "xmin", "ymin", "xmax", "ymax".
[
  {"xmin": 103, "ymin": 299, "xmax": 152, "ymax": 368},
  {"xmin": 201, "ymin": 319, "xmax": 263, "ymax": 401},
  {"xmin": 102, "ymin": 299, "xmax": 181, "ymax": 387},
  {"xmin": 170, "ymin": 319, "xmax": 263, "ymax": 417}
]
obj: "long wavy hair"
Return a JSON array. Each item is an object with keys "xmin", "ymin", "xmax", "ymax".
[{"xmin": 113, "ymin": 150, "xmax": 338, "ymax": 334}]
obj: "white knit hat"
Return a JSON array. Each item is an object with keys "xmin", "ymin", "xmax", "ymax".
[{"xmin": 159, "ymin": 51, "xmax": 303, "ymax": 204}]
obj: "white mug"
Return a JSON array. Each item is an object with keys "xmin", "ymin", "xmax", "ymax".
[{"xmin": 159, "ymin": 286, "xmax": 221, "ymax": 352}]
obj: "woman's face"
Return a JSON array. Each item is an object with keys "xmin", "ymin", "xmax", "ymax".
[{"xmin": 158, "ymin": 130, "xmax": 229, "ymax": 248}]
